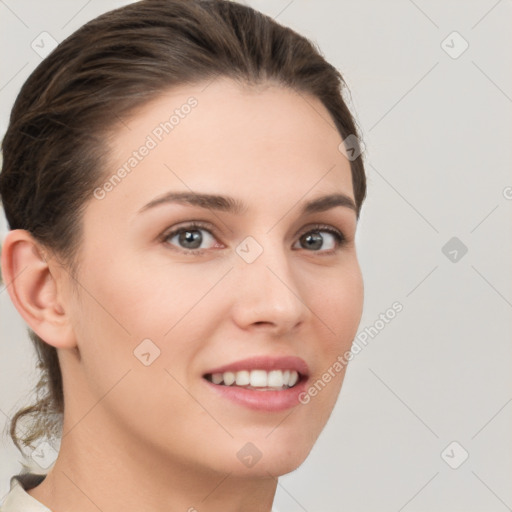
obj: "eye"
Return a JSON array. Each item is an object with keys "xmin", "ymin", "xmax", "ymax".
[
  {"xmin": 162, "ymin": 222, "xmax": 221, "ymax": 253},
  {"xmin": 161, "ymin": 222, "xmax": 346, "ymax": 255},
  {"xmin": 293, "ymin": 225, "xmax": 345, "ymax": 253}
]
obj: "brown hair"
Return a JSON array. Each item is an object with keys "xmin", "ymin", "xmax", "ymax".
[{"xmin": 0, "ymin": 0, "xmax": 367, "ymax": 456}]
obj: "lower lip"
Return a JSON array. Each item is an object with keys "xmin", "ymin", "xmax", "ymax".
[{"xmin": 203, "ymin": 377, "xmax": 308, "ymax": 412}]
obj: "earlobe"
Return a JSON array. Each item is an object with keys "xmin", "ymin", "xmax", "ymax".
[{"xmin": 1, "ymin": 229, "xmax": 76, "ymax": 349}]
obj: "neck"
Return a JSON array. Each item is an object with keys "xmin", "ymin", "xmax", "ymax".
[{"xmin": 27, "ymin": 414, "xmax": 278, "ymax": 512}]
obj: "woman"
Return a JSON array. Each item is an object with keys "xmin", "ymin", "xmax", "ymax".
[{"xmin": 0, "ymin": 0, "xmax": 367, "ymax": 510}]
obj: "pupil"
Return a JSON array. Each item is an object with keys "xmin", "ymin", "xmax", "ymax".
[
  {"xmin": 302, "ymin": 232, "xmax": 323, "ymax": 250},
  {"xmin": 179, "ymin": 230, "xmax": 202, "ymax": 249}
]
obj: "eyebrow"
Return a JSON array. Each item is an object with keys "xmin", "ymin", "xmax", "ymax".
[{"xmin": 137, "ymin": 191, "xmax": 358, "ymax": 216}]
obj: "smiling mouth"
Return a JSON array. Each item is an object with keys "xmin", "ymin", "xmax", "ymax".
[{"xmin": 204, "ymin": 369, "xmax": 302, "ymax": 391}]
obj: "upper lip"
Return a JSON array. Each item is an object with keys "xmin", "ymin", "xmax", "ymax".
[{"xmin": 204, "ymin": 356, "xmax": 309, "ymax": 377}]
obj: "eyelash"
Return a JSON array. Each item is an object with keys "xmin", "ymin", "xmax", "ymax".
[{"xmin": 160, "ymin": 221, "xmax": 347, "ymax": 256}]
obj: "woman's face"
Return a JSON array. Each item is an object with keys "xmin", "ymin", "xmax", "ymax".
[{"xmin": 60, "ymin": 78, "xmax": 364, "ymax": 477}]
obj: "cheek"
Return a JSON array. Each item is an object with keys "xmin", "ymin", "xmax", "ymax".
[
  {"xmin": 113, "ymin": 254, "xmax": 230, "ymax": 332},
  {"xmin": 308, "ymin": 262, "xmax": 364, "ymax": 351},
  {"xmin": 66, "ymin": 261, "xmax": 209, "ymax": 427},
  {"xmin": 73, "ymin": 255, "xmax": 231, "ymax": 379}
]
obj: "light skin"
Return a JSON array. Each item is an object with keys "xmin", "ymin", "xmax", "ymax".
[{"xmin": 2, "ymin": 78, "xmax": 364, "ymax": 512}]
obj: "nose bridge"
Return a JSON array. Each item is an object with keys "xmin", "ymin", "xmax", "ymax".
[{"xmin": 231, "ymin": 232, "xmax": 306, "ymax": 330}]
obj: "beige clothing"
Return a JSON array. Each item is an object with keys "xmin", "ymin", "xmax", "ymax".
[{"xmin": 0, "ymin": 473, "xmax": 50, "ymax": 512}]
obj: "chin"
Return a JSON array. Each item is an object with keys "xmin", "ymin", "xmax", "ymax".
[
  {"xmin": 204, "ymin": 432, "xmax": 316, "ymax": 479},
  {"xmin": 259, "ymin": 449, "xmax": 311, "ymax": 477},
  {"xmin": 223, "ymin": 451, "xmax": 311, "ymax": 479}
]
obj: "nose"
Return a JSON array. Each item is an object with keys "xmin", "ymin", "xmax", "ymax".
[{"xmin": 229, "ymin": 238, "xmax": 308, "ymax": 335}]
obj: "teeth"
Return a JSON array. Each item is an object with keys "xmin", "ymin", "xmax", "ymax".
[
  {"xmin": 223, "ymin": 371, "xmax": 236, "ymax": 386},
  {"xmin": 288, "ymin": 370, "xmax": 298, "ymax": 387},
  {"xmin": 211, "ymin": 373, "xmax": 223, "ymax": 385},
  {"xmin": 235, "ymin": 370, "xmax": 250, "ymax": 386},
  {"xmin": 267, "ymin": 370, "xmax": 284, "ymax": 388},
  {"xmin": 208, "ymin": 369, "xmax": 300, "ymax": 390},
  {"xmin": 250, "ymin": 370, "xmax": 267, "ymax": 387}
]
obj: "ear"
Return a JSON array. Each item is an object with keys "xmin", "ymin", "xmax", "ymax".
[{"xmin": 1, "ymin": 229, "xmax": 76, "ymax": 349}]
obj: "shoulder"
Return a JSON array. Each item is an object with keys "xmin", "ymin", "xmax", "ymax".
[{"xmin": 0, "ymin": 473, "xmax": 50, "ymax": 512}]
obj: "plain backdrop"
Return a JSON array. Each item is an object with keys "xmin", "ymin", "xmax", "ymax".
[{"xmin": 1, "ymin": 1, "xmax": 511, "ymax": 511}]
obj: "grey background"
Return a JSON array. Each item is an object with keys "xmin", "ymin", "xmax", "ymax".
[{"xmin": 1, "ymin": 1, "xmax": 511, "ymax": 511}]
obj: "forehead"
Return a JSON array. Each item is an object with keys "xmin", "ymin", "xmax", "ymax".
[{"xmin": 93, "ymin": 78, "xmax": 354, "ymax": 219}]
